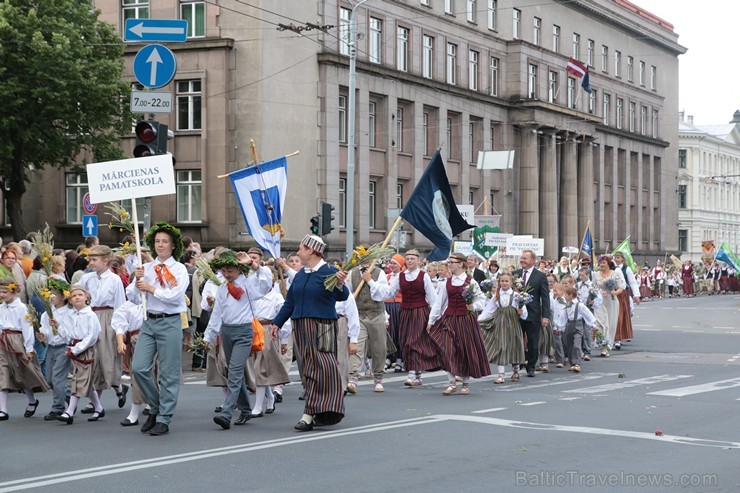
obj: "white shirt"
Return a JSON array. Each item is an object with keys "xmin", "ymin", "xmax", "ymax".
[
  {"xmin": 59, "ymin": 306, "xmax": 101, "ymax": 355},
  {"xmin": 428, "ymin": 273, "xmax": 486, "ymax": 325},
  {"xmin": 111, "ymin": 301, "xmax": 144, "ymax": 336},
  {"xmin": 576, "ymin": 280, "xmax": 603, "ymax": 311},
  {"xmin": 550, "ymin": 291, "xmax": 566, "ymax": 330},
  {"xmin": 40, "ymin": 304, "xmax": 72, "ymax": 346},
  {"xmin": 125, "ymin": 254, "xmax": 139, "ymax": 275},
  {"xmin": 345, "ymin": 267, "xmax": 390, "ymax": 302},
  {"xmin": 478, "ymin": 288, "xmax": 528, "ymax": 321},
  {"xmin": 616, "ymin": 263, "xmax": 640, "ymax": 298},
  {"xmin": 200, "ymin": 273, "xmax": 224, "ymax": 312},
  {"xmin": 0, "ymin": 298, "xmax": 35, "ymax": 353},
  {"xmin": 79, "ymin": 269, "xmax": 125, "ymax": 309},
  {"xmin": 126, "ymin": 256, "xmax": 190, "ymax": 314},
  {"xmin": 370, "ymin": 268, "xmax": 437, "ymax": 306},
  {"xmin": 336, "ymin": 296, "xmax": 361, "ymax": 343},
  {"xmin": 561, "ymin": 300, "xmax": 598, "ymax": 328}
]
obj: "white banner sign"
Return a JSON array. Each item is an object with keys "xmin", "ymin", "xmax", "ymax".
[
  {"xmin": 562, "ymin": 246, "xmax": 580, "ymax": 254},
  {"xmin": 452, "ymin": 241, "xmax": 473, "ymax": 256},
  {"xmin": 506, "ymin": 237, "xmax": 545, "ymax": 256},
  {"xmin": 457, "ymin": 204, "xmax": 475, "ymax": 225},
  {"xmin": 86, "ymin": 155, "xmax": 175, "ymax": 204},
  {"xmin": 485, "ymin": 232, "xmax": 513, "ymax": 247}
]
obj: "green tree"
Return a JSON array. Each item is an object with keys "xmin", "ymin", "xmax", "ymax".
[{"xmin": 0, "ymin": 0, "xmax": 132, "ymax": 239}]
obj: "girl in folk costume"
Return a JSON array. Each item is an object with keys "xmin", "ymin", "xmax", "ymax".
[
  {"xmin": 384, "ymin": 254, "xmax": 405, "ymax": 372},
  {"xmin": 593, "ymin": 256, "xmax": 627, "ymax": 357},
  {"xmin": 681, "ymin": 261, "xmax": 695, "ymax": 297},
  {"xmin": 427, "ymin": 252, "xmax": 491, "ymax": 395},
  {"xmin": 367, "ymin": 249, "xmax": 440, "ymax": 387},
  {"xmin": 638, "ymin": 267, "xmax": 653, "ymax": 300},
  {"xmin": 612, "ymin": 252, "xmax": 635, "ymax": 349},
  {"xmin": 38, "ymin": 279, "xmax": 73, "ymax": 420},
  {"xmin": 730, "ymin": 267, "xmax": 739, "ymax": 293},
  {"xmin": 718, "ymin": 262, "xmax": 731, "ymax": 294},
  {"xmin": 56, "ymin": 285, "xmax": 102, "ymax": 424},
  {"xmin": 651, "ymin": 261, "xmax": 666, "ymax": 299},
  {"xmin": 0, "ymin": 276, "xmax": 50, "ymax": 420},
  {"xmin": 478, "ymin": 272, "xmax": 527, "ymax": 384},
  {"xmin": 111, "ymin": 300, "xmax": 148, "ymax": 426}
]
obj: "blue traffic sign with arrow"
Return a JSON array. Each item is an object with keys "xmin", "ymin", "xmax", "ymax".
[
  {"xmin": 82, "ymin": 215, "xmax": 98, "ymax": 237},
  {"xmin": 125, "ymin": 19, "xmax": 188, "ymax": 43},
  {"xmin": 133, "ymin": 44, "xmax": 177, "ymax": 89}
]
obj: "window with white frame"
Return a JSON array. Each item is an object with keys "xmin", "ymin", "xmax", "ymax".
[
  {"xmin": 176, "ymin": 80, "xmax": 201, "ymax": 130},
  {"xmin": 652, "ymin": 109, "xmax": 658, "ymax": 138},
  {"xmin": 678, "ymin": 229, "xmax": 688, "ymax": 251},
  {"xmin": 528, "ymin": 63, "xmax": 537, "ymax": 99},
  {"xmin": 396, "ymin": 107, "xmax": 403, "ymax": 150},
  {"xmin": 469, "ymin": 50, "xmax": 479, "ymax": 90},
  {"xmin": 177, "ymin": 170, "xmax": 202, "ymax": 223},
  {"xmin": 678, "ymin": 185, "xmax": 687, "ymax": 209},
  {"xmin": 446, "ymin": 43, "xmax": 457, "ymax": 84},
  {"xmin": 121, "ymin": 198, "xmax": 145, "ymax": 225},
  {"xmin": 601, "ymin": 45, "xmax": 608, "ymax": 72},
  {"xmin": 490, "ymin": 56, "xmax": 499, "ymax": 96},
  {"xmin": 512, "ymin": 9, "xmax": 520, "ymax": 39},
  {"xmin": 616, "ymin": 98, "xmax": 623, "ymax": 129},
  {"xmin": 368, "ymin": 180, "xmax": 377, "ymax": 228},
  {"xmin": 650, "ymin": 65, "xmax": 657, "ymax": 90},
  {"xmin": 467, "ymin": 0, "xmax": 476, "ymax": 23},
  {"xmin": 533, "ymin": 17, "xmax": 541, "ymax": 46},
  {"xmin": 397, "ymin": 26, "xmax": 409, "ymax": 72},
  {"xmin": 468, "ymin": 191, "xmax": 474, "ymax": 205},
  {"xmin": 572, "ymin": 33, "xmax": 580, "ymax": 59},
  {"xmin": 446, "ymin": 117, "xmax": 452, "ymax": 158},
  {"xmin": 369, "ymin": 17, "xmax": 382, "ymax": 64},
  {"xmin": 368, "ymin": 101, "xmax": 377, "ymax": 147},
  {"xmin": 66, "ymin": 173, "xmax": 88, "ymax": 224},
  {"xmin": 629, "ymin": 102, "xmax": 635, "ymax": 132},
  {"xmin": 421, "ymin": 0, "xmax": 430, "ymax": 5},
  {"xmin": 422, "ymin": 35, "xmax": 434, "ymax": 79},
  {"xmin": 548, "ymin": 70, "xmax": 558, "ymax": 103},
  {"xmin": 339, "ymin": 7, "xmax": 351, "ymax": 56},
  {"xmin": 568, "ymin": 76, "xmax": 576, "ymax": 109},
  {"xmin": 641, "ymin": 105, "xmax": 647, "ymax": 135},
  {"xmin": 122, "ymin": 0, "xmax": 149, "ymax": 21},
  {"xmin": 552, "ymin": 25, "xmax": 560, "ymax": 52},
  {"xmin": 627, "ymin": 56, "xmax": 634, "ymax": 82},
  {"xmin": 587, "ymin": 39, "xmax": 594, "ymax": 67},
  {"xmin": 338, "ymin": 177, "xmax": 346, "ymax": 227},
  {"xmin": 423, "ymin": 112, "xmax": 429, "ymax": 155},
  {"xmin": 588, "ymin": 89, "xmax": 596, "ymax": 114},
  {"xmin": 445, "ymin": 0, "xmax": 454, "ymax": 15},
  {"xmin": 180, "ymin": 1, "xmax": 205, "ymax": 38},
  {"xmin": 678, "ymin": 149, "xmax": 687, "ymax": 168},
  {"xmin": 602, "ymin": 93, "xmax": 610, "ymax": 126},
  {"xmin": 614, "ymin": 50, "xmax": 621, "ymax": 77},
  {"xmin": 487, "ymin": 0, "xmax": 497, "ymax": 30},
  {"xmin": 469, "ymin": 122, "xmax": 475, "ymax": 162},
  {"xmin": 396, "ymin": 183, "xmax": 404, "ymax": 209},
  {"xmin": 338, "ymin": 95, "xmax": 347, "ymax": 143},
  {"xmin": 639, "ymin": 61, "xmax": 645, "ymax": 85}
]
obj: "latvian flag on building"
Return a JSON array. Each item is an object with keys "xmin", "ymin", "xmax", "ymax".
[{"xmin": 566, "ymin": 58, "xmax": 592, "ymax": 94}]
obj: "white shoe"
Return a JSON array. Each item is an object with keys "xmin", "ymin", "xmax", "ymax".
[{"xmin": 374, "ymin": 383, "xmax": 384, "ymax": 392}]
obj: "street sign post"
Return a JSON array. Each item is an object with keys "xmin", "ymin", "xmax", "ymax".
[
  {"xmin": 82, "ymin": 192, "xmax": 97, "ymax": 214},
  {"xmin": 133, "ymin": 44, "xmax": 177, "ymax": 89},
  {"xmin": 124, "ymin": 19, "xmax": 188, "ymax": 43},
  {"xmin": 82, "ymin": 215, "xmax": 98, "ymax": 237},
  {"xmin": 130, "ymin": 90, "xmax": 173, "ymax": 113}
]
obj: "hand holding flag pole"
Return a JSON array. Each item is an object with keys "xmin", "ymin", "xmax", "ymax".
[{"xmin": 130, "ymin": 199, "xmax": 147, "ymax": 320}]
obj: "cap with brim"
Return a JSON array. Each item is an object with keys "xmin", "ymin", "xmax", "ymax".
[
  {"xmin": 301, "ymin": 235, "xmax": 326, "ymax": 254},
  {"xmin": 613, "ymin": 252, "xmax": 625, "ymax": 259},
  {"xmin": 247, "ymin": 247, "xmax": 263, "ymax": 257},
  {"xmin": 68, "ymin": 284, "xmax": 89, "ymax": 296},
  {"xmin": 211, "ymin": 250, "xmax": 250, "ymax": 273}
]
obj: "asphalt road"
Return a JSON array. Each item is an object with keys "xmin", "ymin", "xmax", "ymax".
[{"xmin": 1, "ymin": 293, "xmax": 739, "ymax": 492}]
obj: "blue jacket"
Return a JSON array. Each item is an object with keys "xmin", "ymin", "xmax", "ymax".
[{"xmin": 273, "ymin": 263, "xmax": 350, "ymax": 328}]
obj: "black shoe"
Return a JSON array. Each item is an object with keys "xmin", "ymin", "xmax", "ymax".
[
  {"xmin": 526, "ymin": 369, "xmax": 536, "ymax": 377},
  {"xmin": 0, "ymin": 411, "xmax": 8, "ymax": 421},
  {"xmin": 87, "ymin": 409, "xmax": 105, "ymax": 422},
  {"xmin": 273, "ymin": 391, "xmax": 282, "ymax": 403},
  {"xmin": 120, "ymin": 418, "xmax": 139, "ymax": 427},
  {"xmin": 298, "ymin": 392, "xmax": 306, "ymax": 401},
  {"xmin": 80, "ymin": 404, "xmax": 95, "ymax": 414},
  {"xmin": 117, "ymin": 385, "xmax": 129, "ymax": 408},
  {"xmin": 44, "ymin": 412, "xmax": 61, "ymax": 421},
  {"xmin": 213, "ymin": 415, "xmax": 231, "ymax": 430},
  {"xmin": 142, "ymin": 408, "xmax": 150, "ymax": 416},
  {"xmin": 265, "ymin": 407, "xmax": 275, "ymax": 415},
  {"xmin": 235, "ymin": 413, "xmax": 251, "ymax": 426},
  {"xmin": 140, "ymin": 413, "xmax": 158, "ymax": 433},
  {"xmin": 24, "ymin": 399, "xmax": 40, "ymax": 418},
  {"xmin": 294, "ymin": 420, "xmax": 314, "ymax": 432},
  {"xmin": 149, "ymin": 422, "xmax": 169, "ymax": 436},
  {"xmin": 57, "ymin": 413, "xmax": 74, "ymax": 425},
  {"xmin": 214, "ymin": 406, "xmax": 223, "ymax": 413},
  {"xmin": 251, "ymin": 412, "xmax": 264, "ymax": 418}
]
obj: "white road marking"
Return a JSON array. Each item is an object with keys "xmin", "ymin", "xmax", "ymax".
[
  {"xmin": 471, "ymin": 407, "xmax": 507, "ymax": 414},
  {"xmin": 520, "ymin": 401, "xmax": 546, "ymax": 406},
  {"xmin": 648, "ymin": 377, "xmax": 740, "ymax": 397},
  {"xmin": 563, "ymin": 374, "xmax": 693, "ymax": 394},
  {"xmin": 714, "ymin": 326, "xmax": 734, "ymax": 329},
  {"xmin": 638, "ymin": 328, "xmax": 662, "ymax": 331},
  {"xmin": 495, "ymin": 373, "xmax": 617, "ymax": 392},
  {"xmin": 559, "ymin": 397, "xmax": 582, "ymax": 401}
]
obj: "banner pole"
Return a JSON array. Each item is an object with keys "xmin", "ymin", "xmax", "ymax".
[
  {"xmin": 131, "ymin": 198, "xmax": 147, "ymax": 320},
  {"xmin": 353, "ymin": 215, "xmax": 403, "ymax": 298}
]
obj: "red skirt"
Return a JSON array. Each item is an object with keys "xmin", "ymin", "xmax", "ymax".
[
  {"xmin": 615, "ymin": 290, "xmax": 633, "ymax": 341},
  {"xmin": 428, "ymin": 313, "xmax": 491, "ymax": 379}
]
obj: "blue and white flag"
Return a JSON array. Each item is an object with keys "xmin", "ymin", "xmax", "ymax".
[
  {"xmin": 401, "ymin": 151, "xmax": 474, "ymax": 261},
  {"xmin": 229, "ymin": 157, "xmax": 287, "ymax": 259}
]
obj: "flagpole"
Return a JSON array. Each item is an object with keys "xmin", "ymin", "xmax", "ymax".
[
  {"xmin": 578, "ymin": 219, "xmax": 590, "ymax": 257},
  {"xmin": 131, "ymin": 199, "xmax": 147, "ymax": 320},
  {"xmin": 353, "ymin": 215, "xmax": 403, "ymax": 298},
  {"xmin": 216, "ymin": 150, "xmax": 300, "ymax": 179}
]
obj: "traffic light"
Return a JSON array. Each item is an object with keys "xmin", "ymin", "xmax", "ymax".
[
  {"xmin": 309, "ymin": 215, "xmax": 320, "ymax": 235},
  {"xmin": 133, "ymin": 120, "xmax": 169, "ymax": 158},
  {"xmin": 320, "ymin": 201, "xmax": 335, "ymax": 236}
]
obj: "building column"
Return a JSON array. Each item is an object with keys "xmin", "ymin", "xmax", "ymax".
[
  {"xmin": 577, "ymin": 141, "xmax": 595, "ymax": 240},
  {"xmin": 518, "ymin": 127, "xmax": 539, "ymax": 236},
  {"xmin": 539, "ymin": 132, "xmax": 558, "ymax": 258},
  {"xmin": 560, "ymin": 136, "xmax": 578, "ymax": 249},
  {"xmin": 596, "ymin": 144, "xmax": 605, "ymax": 251}
]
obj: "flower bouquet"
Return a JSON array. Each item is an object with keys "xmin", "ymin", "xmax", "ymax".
[
  {"xmin": 604, "ymin": 278, "xmax": 618, "ymax": 300},
  {"xmin": 186, "ymin": 331, "xmax": 206, "ymax": 354},
  {"xmin": 24, "ymin": 306, "xmax": 45, "ymax": 346},
  {"xmin": 196, "ymin": 258, "xmax": 223, "ymax": 286},
  {"xmin": 105, "ymin": 202, "xmax": 136, "ymax": 235},
  {"xmin": 31, "ymin": 223, "xmax": 55, "ymax": 277},
  {"xmin": 593, "ymin": 329, "xmax": 608, "ymax": 347},
  {"xmin": 514, "ymin": 291, "xmax": 534, "ymax": 308},
  {"xmin": 37, "ymin": 287, "xmax": 57, "ymax": 334},
  {"xmin": 478, "ymin": 279, "xmax": 496, "ymax": 297},
  {"xmin": 323, "ymin": 243, "xmax": 395, "ymax": 291}
]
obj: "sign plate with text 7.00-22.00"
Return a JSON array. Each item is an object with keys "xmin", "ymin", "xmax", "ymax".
[{"xmin": 131, "ymin": 90, "xmax": 172, "ymax": 113}]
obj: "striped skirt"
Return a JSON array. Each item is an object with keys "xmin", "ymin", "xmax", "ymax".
[
  {"xmin": 538, "ymin": 324, "xmax": 554, "ymax": 357},
  {"xmin": 428, "ymin": 313, "xmax": 492, "ymax": 379},
  {"xmin": 292, "ymin": 318, "xmax": 344, "ymax": 425},
  {"xmin": 0, "ymin": 331, "xmax": 50, "ymax": 392},
  {"xmin": 68, "ymin": 346, "xmax": 97, "ymax": 397},
  {"xmin": 385, "ymin": 301, "xmax": 401, "ymax": 361},
  {"xmin": 480, "ymin": 306, "xmax": 525, "ymax": 366},
  {"xmin": 399, "ymin": 306, "xmax": 443, "ymax": 371},
  {"xmin": 615, "ymin": 290, "xmax": 634, "ymax": 341},
  {"xmin": 92, "ymin": 309, "xmax": 122, "ymax": 390}
]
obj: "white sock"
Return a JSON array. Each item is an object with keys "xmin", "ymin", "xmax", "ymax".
[
  {"xmin": 266, "ymin": 386, "xmax": 275, "ymax": 409},
  {"xmin": 253, "ymin": 386, "xmax": 266, "ymax": 414},
  {"xmin": 446, "ymin": 372, "xmax": 456, "ymax": 382},
  {"xmin": 65, "ymin": 395, "xmax": 80, "ymax": 416},
  {"xmin": 24, "ymin": 389, "xmax": 36, "ymax": 405},
  {"xmin": 221, "ymin": 386, "xmax": 228, "ymax": 400},
  {"xmin": 497, "ymin": 365, "xmax": 506, "ymax": 374},
  {"xmin": 407, "ymin": 371, "xmax": 415, "ymax": 379},
  {"xmin": 301, "ymin": 413, "xmax": 313, "ymax": 424},
  {"xmin": 89, "ymin": 388, "xmax": 103, "ymax": 412},
  {"xmin": 462, "ymin": 376, "xmax": 470, "ymax": 384},
  {"xmin": 0, "ymin": 390, "xmax": 8, "ymax": 413},
  {"xmin": 127, "ymin": 403, "xmax": 142, "ymax": 422}
]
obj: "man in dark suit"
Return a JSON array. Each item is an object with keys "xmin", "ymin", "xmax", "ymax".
[
  {"xmin": 513, "ymin": 249, "xmax": 551, "ymax": 377},
  {"xmin": 467, "ymin": 255, "xmax": 487, "ymax": 284}
]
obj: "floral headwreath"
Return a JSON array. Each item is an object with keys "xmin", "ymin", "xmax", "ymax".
[
  {"xmin": 210, "ymin": 250, "xmax": 251, "ymax": 274},
  {"xmin": 47, "ymin": 278, "xmax": 71, "ymax": 297},
  {"xmin": 145, "ymin": 222, "xmax": 184, "ymax": 260}
]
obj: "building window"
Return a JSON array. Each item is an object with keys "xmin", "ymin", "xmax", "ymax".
[
  {"xmin": 395, "ymin": 107, "xmax": 403, "ymax": 150},
  {"xmin": 339, "ymin": 7, "xmax": 351, "ymax": 56},
  {"xmin": 422, "ymin": 35, "xmax": 434, "ymax": 79},
  {"xmin": 548, "ymin": 70, "xmax": 558, "ymax": 103},
  {"xmin": 177, "ymin": 170, "xmax": 202, "ymax": 223},
  {"xmin": 66, "ymin": 173, "xmax": 88, "ymax": 224},
  {"xmin": 446, "ymin": 43, "xmax": 457, "ymax": 84},
  {"xmin": 678, "ymin": 185, "xmax": 687, "ymax": 209},
  {"xmin": 468, "ymin": 122, "xmax": 475, "ymax": 162},
  {"xmin": 467, "ymin": 0, "xmax": 476, "ymax": 23},
  {"xmin": 602, "ymin": 93, "xmax": 610, "ymax": 126},
  {"xmin": 552, "ymin": 25, "xmax": 560, "ymax": 53},
  {"xmin": 629, "ymin": 102, "xmax": 635, "ymax": 132},
  {"xmin": 652, "ymin": 109, "xmax": 658, "ymax": 138},
  {"xmin": 650, "ymin": 65, "xmax": 657, "ymax": 90},
  {"xmin": 176, "ymin": 80, "xmax": 201, "ymax": 131},
  {"xmin": 338, "ymin": 177, "xmax": 346, "ymax": 227},
  {"xmin": 338, "ymin": 95, "xmax": 347, "ymax": 143},
  {"xmin": 445, "ymin": 0, "xmax": 454, "ymax": 15},
  {"xmin": 533, "ymin": 17, "xmax": 541, "ymax": 46},
  {"xmin": 397, "ymin": 27, "xmax": 409, "ymax": 72},
  {"xmin": 487, "ymin": 0, "xmax": 497, "ymax": 30},
  {"xmin": 180, "ymin": 1, "xmax": 205, "ymax": 38},
  {"xmin": 567, "ymin": 76, "xmax": 576, "ymax": 109},
  {"xmin": 678, "ymin": 229, "xmax": 688, "ymax": 252},
  {"xmin": 512, "ymin": 9, "xmax": 520, "ymax": 39},
  {"xmin": 616, "ymin": 98, "xmax": 623, "ymax": 129},
  {"xmin": 627, "ymin": 56, "xmax": 634, "ymax": 82},
  {"xmin": 601, "ymin": 45, "xmax": 608, "ymax": 72},
  {"xmin": 678, "ymin": 149, "xmax": 687, "ymax": 168},
  {"xmin": 423, "ymin": 112, "xmax": 429, "ymax": 155},
  {"xmin": 572, "ymin": 33, "xmax": 580, "ymax": 59},
  {"xmin": 588, "ymin": 88, "xmax": 596, "ymax": 114},
  {"xmin": 421, "ymin": 0, "xmax": 430, "ymax": 4},
  {"xmin": 468, "ymin": 191, "xmax": 474, "ymax": 205},
  {"xmin": 446, "ymin": 117, "xmax": 452, "ymax": 159},
  {"xmin": 396, "ymin": 183, "xmax": 404, "ymax": 209},
  {"xmin": 639, "ymin": 61, "xmax": 645, "ymax": 85},
  {"xmin": 121, "ymin": 198, "xmax": 145, "ymax": 225},
  {"xmin": 369, "ymin": 180, "xmax": 377, "ymax": 229},
  {"xmin": 490, "ymin": 57, "xmax": 499, "ymax": 96},
  {"xmin": 469, "ymin": 50, "xmax": 479, "ymax": 90},
  {"xmin": 614, "ymin": 50, "xmax": 621, "ymax": 77},
  {"xmin": 368, "ymin": 101, "xmax": 377, "ymax": 148},
  {"xmin": 587, "ymin": 39, "xmax": 594, "ymax": 67},
  {"xmin": 641, "ymin": 105, "xmax": 647, "ymax": 135},
  {"xmin": 369, "ymin": 17, "xmax": 382, "ymax": 64},
  {"xmin": 122, "ymin": 0, "xmax": 149, "ymax": 21},
  {"xmin": 528, "ymin": 63, "xmax": 537, "ymax": 99}
]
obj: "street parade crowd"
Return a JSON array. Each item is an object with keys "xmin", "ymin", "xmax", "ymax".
[{"xmin": 0, "ymin": 224, "xmax": 737, "ymax": 435}]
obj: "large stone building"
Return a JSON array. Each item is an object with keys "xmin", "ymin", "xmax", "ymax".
[
  {"xmin": 2, "ymin": 0, "xmax": 686, "ymax": 260},
  {"xmin": 677, "ymin": 111, "xmax": 740, "ymax": 260}
]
